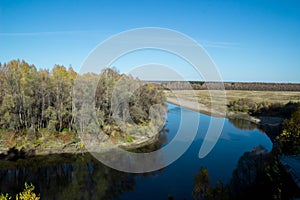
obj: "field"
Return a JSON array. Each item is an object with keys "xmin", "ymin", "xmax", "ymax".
[{"xmin": 165, "ymin": 90, "xmax": 300, "ymax": 116}]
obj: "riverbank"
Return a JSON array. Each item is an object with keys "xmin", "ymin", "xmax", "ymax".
[
  {"xmin": 226, "ymin": 111, "xmax": 261, "ymax": 124},
  {"xmin": 0, "ymin": 131, "xmax": 160, "ymax": 160},
  {"xmin": 166, "ymin": 97, "xmax": 286, "ymax": 143},
  {"xmin": 166, "ymin": 97, "xmax": 226, "ymax": 118},
  {"xmin": 167, "ymin": 97, "xmax": 260, "ymax": 122},
  {"xmin": 0, "ymin": 99, "xmax": 286, "ymax": 160}
]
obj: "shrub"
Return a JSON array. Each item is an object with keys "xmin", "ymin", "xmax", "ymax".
[
  {"xmin": 16, "ymin": 183, "xmax": 40, "ymax": 200},
  {"xmin": 0, "ymin": 193, "xmax": 11, "ymax": 200},
  {"xmin": 276, "ymin": 106, "xmax": 300, "ymax": 155},
  {"xmin": 0, "ymin": 183, "xmax": 39, "ymax": 200}
]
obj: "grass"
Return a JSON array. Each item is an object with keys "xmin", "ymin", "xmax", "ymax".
[
  {"xmin": 0, "ymin": 130, "xmax": 78, "ymax": 153},
  {"xmin": 224, "ymin": 90, "xmax": 300, "ymax": 104},
  {"xmin": 125, "ymin": 135, "xmax": 135, "ymax": 143},
  {"xmin": 165, "ymin": 90, "xmax": 300, "ymax": 114}
]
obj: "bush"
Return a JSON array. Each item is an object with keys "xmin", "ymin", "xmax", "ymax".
[
  {"xmin": 228, "ymin": 98, "xmax": 257, "ymax": 113},
  {"xmin": 0, "ymin": 194, "xmax": 11, "ymax": 200},
  {"xmin": 276, "ymin": 106, "xmax": 300, "ymax": 155},
  {"xmin": 0, "ymin": 183, "xmax": 39, "ymax": 200},
  {"xmin": 16, "ymin": 183, "xmax": 40, "ymax": 200}
]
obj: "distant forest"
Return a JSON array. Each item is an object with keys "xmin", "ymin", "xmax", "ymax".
[{"xmin": 161, "ymin": 81, "xmax": 300, "ymax": 91}]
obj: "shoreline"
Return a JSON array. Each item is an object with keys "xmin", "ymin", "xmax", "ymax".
[
  {"xmin": 166, "ymin": 97, "xmax": 261, "ymax": 123},
  {"xmin": 0, "ymin": 101, "xmax": 283, "ymax": 160},
  {"xmin": 0, "ymin": 132, "xmax": 160, "ymax": 160},
  {"xmin": 166, "ymin": 97, "xmax": 284, "ymax": 126},
  {"xmin": 166, "ymin": 98, "xmax": 285, "ymax": 143},
  {"xmin": 166, "ymin": 97, "xmax": 227, "ymax": 118}
]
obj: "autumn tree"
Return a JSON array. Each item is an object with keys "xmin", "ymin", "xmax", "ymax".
[
  {"xmin": 276, "ymin": 106, "xmax": 300, "ymax": 155},
  {"xmin": 0, "ymin": 60, "xmax": 166, "ymax": 146}
]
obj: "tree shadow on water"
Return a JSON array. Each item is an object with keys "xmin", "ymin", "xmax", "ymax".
[{"xmin": 192, "ymin": 146, "xmax": 300, "ymax": 200}]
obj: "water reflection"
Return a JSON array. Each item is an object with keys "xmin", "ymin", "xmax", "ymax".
[
  {"xmin": 228, "ymin": 118, "xmax": 256, "ymax": 130},
  {"xmin": 192, "ymin": 167, "xmax": 230, "ymax": 200},
  {"xmin": 0, "ymin": 104, "xmax": 277, "ymax": 199},
  {"xmin": 0, "ymin": 154, "xmax": 138, "ymax": 199},
  {"xmin": 0, "ymin": 132, "xmax": 167, "ymax": 200},
  {"xmin": 193, "ymin": 146, "xmax": 300, "ymax": 200}
]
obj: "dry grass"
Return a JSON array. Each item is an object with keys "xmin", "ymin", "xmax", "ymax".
[
  {"xmin": 224, "ymin": 90, "xmax": 300, "ymax": 104},
  {"xmin": 165, "ymin": 90, "xmax": 300, "ymax": 113}
]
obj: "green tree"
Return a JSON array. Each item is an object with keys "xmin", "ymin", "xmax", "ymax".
[
  {"xmin": 51, "ymin": 65, "xmax": 75, "ymax": 131},
  {"xmin": 35, "ymin": 69, "xmax": 53, "ymax": 130},
  {"xmin": 0, "ymin": 60, "xmax": 37, "ymax": 131}
]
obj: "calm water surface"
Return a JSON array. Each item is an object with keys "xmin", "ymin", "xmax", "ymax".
[{"xmin": 0, "ymin": 103, "xmax": 272, "ymax": 199}]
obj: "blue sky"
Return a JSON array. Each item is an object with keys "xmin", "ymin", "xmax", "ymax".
[{"xmin": 1, "ymin": 0, "xmax": 300, "ymax": 82}]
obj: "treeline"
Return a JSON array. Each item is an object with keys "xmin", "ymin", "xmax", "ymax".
[
  {"xmin": 0, "ymin": 60, "xmax": 166, "ymax": 135},
  {"xmin": 161, "ymin": 81, "xmax": 300, "ymax": 91}
]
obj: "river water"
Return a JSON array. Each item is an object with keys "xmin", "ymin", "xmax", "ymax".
[{"xmin": 0, "ymin": 103, "xmax": 273, "ymax": 199}]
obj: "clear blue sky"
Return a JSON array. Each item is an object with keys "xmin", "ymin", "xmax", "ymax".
[{"xmin": 1, "ymin": 0, "xmax": 300, "ymax": 82}]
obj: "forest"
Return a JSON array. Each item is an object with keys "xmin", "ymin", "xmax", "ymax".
[
  {"xmin": 161, "ymin": 81, "xmax": 300, "ymax": 91},
  {"xmin": 0, "ymin": 60, "xmax": 166, "ymax": 148}
]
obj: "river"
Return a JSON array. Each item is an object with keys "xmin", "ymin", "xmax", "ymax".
[{"xmin": 0, "ymin": 103, "xmax": 273, "ymax": 199}]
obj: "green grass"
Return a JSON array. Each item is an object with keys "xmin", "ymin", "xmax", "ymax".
[{"xmin": 125, "ymin": 135, "xmax": 135, "ymax": 143}]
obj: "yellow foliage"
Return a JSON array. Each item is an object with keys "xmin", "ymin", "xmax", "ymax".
[
  {"xmin": 16, "ymin": 183, "xmax": 40, "ymax": 200},
  {"xmin": 0, "ymin": 193, "xmax": 11, "ymax": 200},
  {"xmin": 80, "ymin": 142, "xmax": 85, "ymax": 149}
]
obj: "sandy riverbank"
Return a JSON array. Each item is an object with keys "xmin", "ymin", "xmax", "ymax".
[
  {"xmin": 166, "ymin": 97, "xmax": 261, "ymax": 124},
  {"xmin": 167, "ymin": 97, "xmax": 226, "ymax": 117}
]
